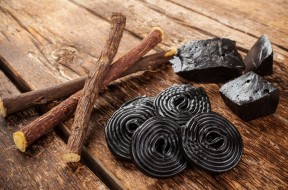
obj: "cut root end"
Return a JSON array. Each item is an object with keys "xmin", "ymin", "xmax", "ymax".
[
  {"xmin": 0, "ymin": 100, "xmax": 7, "ymax": 117},
  {"xmin": 13, "ymin": 132, "xmax": 27, "ymax": 152},
  {"xmin": 164, "ymin": 47, "xmax": 177, "ymax": 57},
  {"xmin": 152, "ymin": 27, "xmax": 164, "ymax": 40},
  {"xmin": 62, "ymin": 153, "xmax": 81, "ymax": 163}
]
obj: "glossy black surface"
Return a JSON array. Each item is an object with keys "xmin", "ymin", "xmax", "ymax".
[
  {"xmin": 244, "ymin": 35, "xmax": 273, "ymax": 75},
  {"xmin": 131, "ymin": 116, "xmax": 187, "ymax": 178},
  {"xmin": 120, "ymin": 96, "xmax": 155, "ymax": 109},
  {"xmin": 180, "ymin": 112, "xmax": 243, "ymax": 173},
  {"xmin": 105, "ymin": 103, "xmax": 157, "ymax": 160},
  {"xmin": 219, "ymin": 72, "xmax": 279, "ymax": 121},
  {"xmin": 170, "ymin": 38, "xmax": 245, "ymax": 82},
  {"xmin": 154, "ymin": 84, "xmax": 211, "ymax": 125}
]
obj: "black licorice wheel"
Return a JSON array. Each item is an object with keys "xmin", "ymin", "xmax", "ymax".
[
  {"xmin": 121, "ymin": 96, "xmax": 155, "ymax": 108},
  {"xmin": 181, "ymin": 112, "xmax": 243, "ymax": 173},
  {"xmin": 105, "ymin": 104, "xmax": 157, "ymax": 160},
  {"xmin": 131, "ymin": 116, "xmax": 187, "ymax": 178},
  {"xmin": 154, "ymin": 84, "xmax": 211, "ymax": 125}
]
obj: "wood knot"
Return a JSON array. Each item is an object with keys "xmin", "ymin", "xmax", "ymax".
[
  {"xmin": 50, "ymin": 45, "xmax": 89, "ymax": 77},
  {"xmin": 51, "ymin": 46, "xmax": 84, "ymax": 66}
]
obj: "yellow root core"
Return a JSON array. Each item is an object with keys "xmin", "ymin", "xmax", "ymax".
[
  {"xmin": 0, "ymin": 100, "xmax": 7, "ymax": 117},
  {"xmin": 152, "ymin": 27, "xmax": 164, "ymax": 40},
  {"xmin": 164, "ymin": 47, "xmax": 177, "ymax": 57},
  {"xmin": 13, "ymin": 132, "xmax": 27, "ymax": 152},
  {"xmin": 62, "ymin": 153, "xmax": 81, "ymax": 163}
]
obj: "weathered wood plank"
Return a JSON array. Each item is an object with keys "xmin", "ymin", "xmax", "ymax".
[
  {"xmin": 0, "ymin": 0, "xmax": 287, "ymax": 189},
  {"xmin": 167, "ymin": 0, "xmax": 288, "ymax": 50},
  {"xmin": 200, "ymin": 0, "xmax": 288, "ymax": 35},
  {"xmin": 0, "ymin": 70, "xmax": 107, "ymax": 190},
  {"xmin": 0, "ymin": 0, "xmax": 140, "ymax": 90}
]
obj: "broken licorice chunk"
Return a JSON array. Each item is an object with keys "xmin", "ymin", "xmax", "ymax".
[
  {"xmin": 181, "ymin": 112, "xmax": 243, "ymax": 173},
  {"xmin": 120, "ymin": 96, "xmax": 155, "ymax": 108},
  {"xmin": 131, "ymin": 116, "xmax": 187, "ymax": 178},
  {"xmin": 244, "ymin": 35, "xmax": 273, "ymax": 75},
  {"xmin": 219, "ymin": 72, "xmax": 279, "ymax": 121},
  {"xmin": 154, "ymin": 84, "xmax": 211, "ymax": 125},
  {"xmin": 105, "ymin": 104, "xmax": 157, "ymax": 160},
  {"xmin": 170, "ymin": 38, "xmax": 245, "ymax": 83}
]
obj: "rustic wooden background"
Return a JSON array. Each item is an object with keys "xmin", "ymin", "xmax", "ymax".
[{"xmin": 0, "ymin": 0, "xmax": 287, "ymax": 189}]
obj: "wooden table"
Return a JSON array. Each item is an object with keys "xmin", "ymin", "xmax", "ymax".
[{"xmin": 0, "ymin": 0, "xmax": 287, "ymax": 189}]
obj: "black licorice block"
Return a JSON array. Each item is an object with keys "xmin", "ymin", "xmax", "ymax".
[
  {"xmin": 244, "ymin": 35, "xmax": 273, "ymax": 76},
  {"xmin": 170, "ymin": 38, "xmax": 245, "ymax": 83},
  {"xmin": 219, "ymin": 72, "xmax": 279, "ymax": 121}
]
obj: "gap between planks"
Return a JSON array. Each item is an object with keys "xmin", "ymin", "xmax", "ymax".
[
  {"xmin": 0, "ymin": 57, "xmax": 31, "ymax": 93},
  {"xmin": 165, "ymin": 0, "xmax": 288, "ymax": 52}
]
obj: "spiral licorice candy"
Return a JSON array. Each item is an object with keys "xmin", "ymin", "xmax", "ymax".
[
  {"xmin": 181, "ymin": 112, "xmax": 243, "ymax": 173},
  {"xmin": 131, "ymin": 116, "xmax": 187, "ymax": 178},
  {"xmin": 105, "ymin": 104, "xmax": 156, "ymax": 160},
  {"xmin": 154, "ymin": 84, "xmax": 211, "ymax": 125},
  {"xmin": 121, "ymin": 96, "xmax": 155, "ymax": 108}
]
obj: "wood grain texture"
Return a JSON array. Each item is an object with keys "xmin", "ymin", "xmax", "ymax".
[
  {"xmin": 167, "ymin": 0, "xmax": 288, "ymax": 50},
  {"xmin": 0, "ymin": 0, "xmax": 287, "ymax": 189},
  {"xmin": 0, "ymin": 70, "xmax": 107, "ymax": 190},
  {"xmin": 0, "ymin": 0, "xmax": 140, "ymax": 89}
]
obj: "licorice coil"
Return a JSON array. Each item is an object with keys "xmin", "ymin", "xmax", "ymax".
[
  {"xmin": 105, "ymin": 104, "xmax": 157, "ymax": 160},
  {"xmin": 131, "ymin": 116, "xmax": 187, "ymax": 178},
  {"xmin": 180, "ymin": 112, "xmax": 243, "ymax": 173},
  {"xmin": 154, "ymin": 84, "xmax": 211, "ymax": 125}
]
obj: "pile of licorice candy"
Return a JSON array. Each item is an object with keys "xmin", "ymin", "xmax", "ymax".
[{"xmin": 105, "ymin": 84, "xmax": 243, "ymax": 178}]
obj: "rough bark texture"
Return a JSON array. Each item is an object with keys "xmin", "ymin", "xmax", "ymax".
[
  {"xmin": 63, "ymin": 12, "xmax": 126, "ymax": 162},
  {"xmin": 102, "ymin": 27, "xmax": 163, "ymax": 85},
  {"xmin": 0, "ymin": 50, "xmax": 175, "ymax": 117},
  {"xmin": 118, "ymin": 48, "xmax": 176, "ymax": 78},
  {"xmin": 0, "ymin": 0, "xmax": 287, "ymax": 189},
  {"xmin": 0, "ymin": 77, "xmax": 85, "ymax": 117},
  {"xmin": 14, "ymin": 90, "xmax": 81, "ymax": 152},
  {"xmin": 65, "ymin": 27, "xmax": 163, "ymax": 161},
  {"xmin": 13, "ymin": 27, "xmax": 163, "ymax": 153}
]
